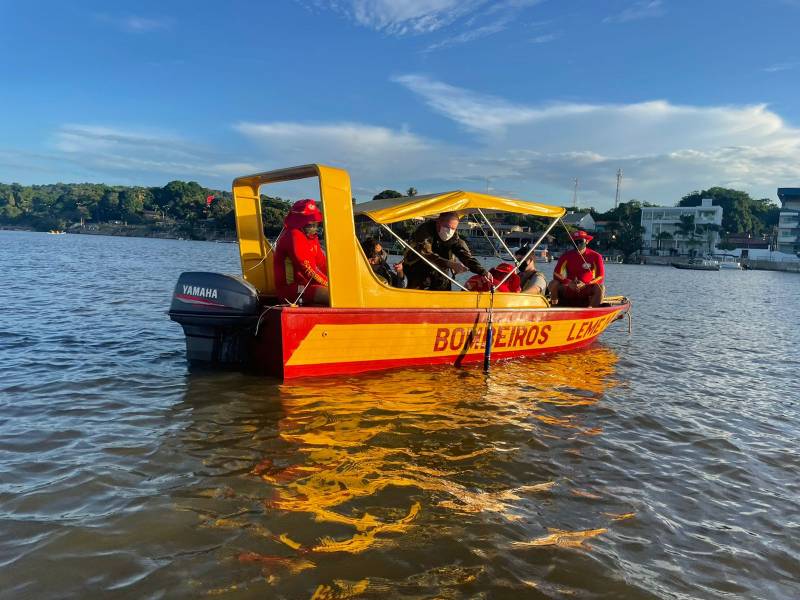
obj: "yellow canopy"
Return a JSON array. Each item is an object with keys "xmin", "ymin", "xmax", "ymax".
[{"xmin": 354, "ymin": 190, "xmax": 566, "ymax": 224}]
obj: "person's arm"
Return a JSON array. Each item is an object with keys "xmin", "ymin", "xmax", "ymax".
[
  {"xmin": 409, "ymin": 232, "xmax": 451, "ymax": 272},
  {"xmin": 522, "ymin": 272, "xmax": 546, "ymax": 294},
  {"xmin": 290, "ymin": 229, "xmax": 329, "ymax": 286},
  {"xmin": 553, "ymin": 253, "xmax": 570, "ymax": 283},
  {"xmin": 588, "ymin": 252, "xmax": 605, "ymax": 285},
  {"xmin": 451, "ymin": 239, "xmax": 487, "ymax": 275},
  {"xmin": 316, "ymin": 243, "xmax": 328, "ymax": 276}
]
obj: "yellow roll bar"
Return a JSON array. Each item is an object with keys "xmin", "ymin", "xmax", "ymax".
[{"xmin": 232, "ymin": 164, "xmax": 550, "ymax": 310}]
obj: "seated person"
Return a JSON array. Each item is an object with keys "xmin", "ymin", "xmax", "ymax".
[
  {"xmin": 361, "ymin": 237, "xmax": 405, "ymax": 288},
  {"xmin": 273, "ymin": 199, "xmax": 329, "ymax": 305},
  {"xmin": 466, "ymin": 263, "xmax": 521, "ymax": 293},
  {"xmin": 514, "ymin": 245, "xmax": 547, "ymax": 294},
  {"xmin": 548, "ymin": 230, "xmax": 605, "ymax": 307},
  {"xmin": 403, "ymin": 212, "xmax": 491, "ymax": 290}
]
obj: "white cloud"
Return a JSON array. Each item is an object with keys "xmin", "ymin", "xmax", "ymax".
[
  {"xmin": 763, "ymin": 61, "xmax": 798, "ymax": 73},
  {"xmin": 51, "ymin": 125, "xmax": 253, "ymax": 183},
  {"xmin": 424, "ymin": 18, "xmax": 512, "ymax": 52},
  {"xmin": 389, "ymin": 75, "xmax": 800, "ymax": 205},
  {"xmin": 234, "ymin": 121, "xmax": 441, "ymax": 180},
  {"xmin": 95, "ymin": 14, "xmax": 171, "ymax": 33},
  {"xmin": 602, "ymin": 0, "xmax": 665, "ymax": 24},
  {"xmin": 304, "ymin": 0, "xmax": 486, "ymax": 35},
  {"xmin": 304, "ymin": 0, "xmax": 541, "ymax": 45},
  {"xmin": 34, "ymin": 78, "xmax": 800, "ymax": 208},
  {"xmin": 530, "ymin": 32, "xmax": 560, "ymax": 44}
]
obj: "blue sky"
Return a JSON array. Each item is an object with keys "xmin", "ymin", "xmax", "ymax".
[{"xmin": 1, "ymin": 0, "xmax": 799, "ymax": 209}]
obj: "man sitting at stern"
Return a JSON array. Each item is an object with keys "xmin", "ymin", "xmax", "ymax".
[
  {"xmin": 548, "ymin": 230, "xmax": 605, "ymax": 307},
  {"xmin": 402, "ymin": 212, "xmax": 491, "ymax": 291}
]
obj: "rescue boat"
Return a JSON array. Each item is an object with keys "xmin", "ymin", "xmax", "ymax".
[{"xmin": 168, "ymin": 165, "xmax": 630, "ymax": 379}]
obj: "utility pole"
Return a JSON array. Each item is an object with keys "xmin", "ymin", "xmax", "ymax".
[
  {"xmin": 572, "ymin": 178, "xmax": 578, "ymax": 209},
  {"xmin": 614, "ymin": 168, "xmax": 622, "ymax": 210}
]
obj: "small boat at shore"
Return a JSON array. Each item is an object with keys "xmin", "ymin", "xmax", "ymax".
[
  {"xmin": 717, "ymin": 255, "xmax": 742, "ymax": 270},
  {"xmin": 168, "ymin": 164, "xmax": 631, "ymax": 379},
  {"xmin": 671, "ymin": 258, "xmax": 720, "ymax": 271},
  {"xmin": 48, "ymin": 230, "xmax": 66, "ymax": 234}
]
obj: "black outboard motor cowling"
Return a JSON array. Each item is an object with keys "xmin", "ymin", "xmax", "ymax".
[{"xmin": 168, "ymin": 272, "xmax": 260, "ymax": 365}]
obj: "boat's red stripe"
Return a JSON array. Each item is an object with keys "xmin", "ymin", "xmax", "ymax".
[
  {"xmin": 277, "ymin": 304, "xmax": 627, "ymax": 361},
  {"xmin": 175, "ymin": 294, "xmax": 226, "ymax": 307},
  {"xmin": 282, "ymin": 336, "xmax": 599, "ymax": 378}
]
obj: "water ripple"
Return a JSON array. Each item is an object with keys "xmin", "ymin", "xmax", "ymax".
[{"xmin": 1, "ymin": 233, "xmax": 799, "ymax": 597}]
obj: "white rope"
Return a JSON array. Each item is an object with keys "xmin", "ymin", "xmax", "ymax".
[
  {"xmin": 378, "ymin": 222, "xmax": 468, "ymax": 291},
  {"xmin": 288, "ymin": 276, "xmax": 316, "ymax": 306},
  {"xmin": 254, "ymin": 305, "xmax": 279, "ymax": 335},
  {"xmin": 244, "ymin": 228, "xmax": 285, "ymax": 274}
]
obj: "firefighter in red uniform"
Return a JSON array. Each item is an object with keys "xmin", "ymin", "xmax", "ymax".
[
  {"xmin": 549, "ymin": 230, "xmax": 605, "ymax": 307},
  {"xmin": 274, "ymin": 199, "xmax": 329, "ymax": 305}
]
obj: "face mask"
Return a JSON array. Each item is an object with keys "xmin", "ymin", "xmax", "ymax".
[{"xmin": 438, "ymin": 226, "xmax": 455, "ymax": 241}]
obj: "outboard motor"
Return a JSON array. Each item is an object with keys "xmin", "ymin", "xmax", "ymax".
[{"xmin": 168, "ymin": 272, "xmax": 260, "ymax": 366}]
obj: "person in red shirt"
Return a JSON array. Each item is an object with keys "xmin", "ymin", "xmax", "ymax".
[
  {"xmin": 273, "ymin": 199, "xmax": 329, "ymax": 305},
  {"xmin": 548, "ymin": 230, "xmax": 605, "ymax": 307}
]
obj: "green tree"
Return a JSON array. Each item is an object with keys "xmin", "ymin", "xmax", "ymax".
[
  {"xmin": 656, "ymin": 230, "xmax": 673, "ymax": 252},
  {"xmin": 679, "ymin": 187, "xmax": 778, "ymax": 239},
  {"xmin": 372, "ymin": 190, "xmax": 402, "ymax": 200}
]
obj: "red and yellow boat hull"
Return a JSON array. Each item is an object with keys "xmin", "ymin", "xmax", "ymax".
[{"xmin": 254, "ymin": 302, "xmax": 630, "ymax": 378}]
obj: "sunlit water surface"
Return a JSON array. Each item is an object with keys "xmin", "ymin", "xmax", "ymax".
[{"xmin": 1, "ymin": 231, "xmax": 799, "ymax": 599}]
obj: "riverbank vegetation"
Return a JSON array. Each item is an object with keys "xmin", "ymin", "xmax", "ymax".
[
  {"xmin": 0, "ymin": 180, "xmax": 780, "ymax": 250},
  {"xmin": 0, "ymin": 181, "xmax": 291, "ymax": 240}
]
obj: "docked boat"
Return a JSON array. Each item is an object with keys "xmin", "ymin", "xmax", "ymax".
[
  {"xmin": 671, "ymin": 258, "xmax": 720, "ymax": 271},
  {"xmin": 168, "ymin": 164, "xmax": 631, "ymax": 379},
  {"xmin": 717, "ymin": 255, "xmax": 742, "ymax": 270}
]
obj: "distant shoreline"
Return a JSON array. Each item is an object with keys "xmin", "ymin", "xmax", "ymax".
[{"xmin": 0, "ymin": 223, "xmax": 236, "ymax": 243}]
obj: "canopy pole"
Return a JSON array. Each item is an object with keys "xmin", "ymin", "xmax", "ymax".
[
  {"xmin": 493, "ymin": 216, "xmax": 560, "ymax": 291},
  {"xmin": 378, "ymin": 223, "xmax": 469, "ymax": 291},
  {"xmin": 483, "ymin": 289, "xmax": 495, "ymax": 371},
  {"xmin": 476, "ymin": 208, "xmax": 518, "ymax": 265}
]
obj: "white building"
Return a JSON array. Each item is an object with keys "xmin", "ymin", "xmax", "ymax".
[
  {"xmin": 777, "ymin": 188, "xmax": 800, "ymax": 255},
  {"xmin": 640, "ymin": 198, "xmax": 723, "ymax": 256},
  {"xmin": 561, "ymin": 211, "xmax": 596, "ymax": 231}
]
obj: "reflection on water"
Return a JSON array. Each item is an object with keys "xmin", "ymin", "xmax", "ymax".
[
  {"xmin": 3, "ymin": 233, "xmax": 800, "ymax": 599},
  {"xmin": 175, "ymin": 348, "xmax": 635, "ymax": 597}
]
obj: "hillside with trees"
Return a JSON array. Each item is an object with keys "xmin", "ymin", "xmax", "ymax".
[{"xmin": 0, "ymin": 181, "xmax": 291, "ymax": 239}]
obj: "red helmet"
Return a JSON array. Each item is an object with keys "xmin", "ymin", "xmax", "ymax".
[{"xmin": 284, "ymin": 198, "xmax": 323, "ymax": 229}]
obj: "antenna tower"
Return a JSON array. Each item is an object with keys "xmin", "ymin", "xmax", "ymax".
[
  {"xmin": 614, "ymin": 168, "xmax": 622, "ymax": 209},
  {"xmin": 572, "ymin": 178, "xmax": 578, "ymax": 209}
]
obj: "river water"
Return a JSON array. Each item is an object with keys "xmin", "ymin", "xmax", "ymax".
[{"xmin": 1, "ymin": 230, "xmax": 799, "ymax": 599}]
